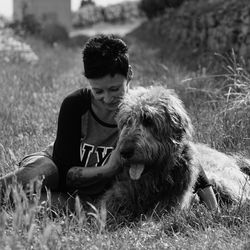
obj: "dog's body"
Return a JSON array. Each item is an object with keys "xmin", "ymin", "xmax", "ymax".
[
  {"xmin": 102, "ymin": 141, "xmax": 199, "ymax": 220},
  {"xmin": 101, "ymin": 86, "xmax": 250, "ymax": 220},
  {"xmin": 194, "ymin": 143, "xmax": 250, "ymax": 203}
]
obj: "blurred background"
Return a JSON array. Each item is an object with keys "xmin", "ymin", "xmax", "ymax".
[
  {"xmin": 1, "ymin": 0, "xmax": 250, "ymax": 71},
  {"xmin": 0, "ymin": 0, "xmax": 144, "ymax": 36}
]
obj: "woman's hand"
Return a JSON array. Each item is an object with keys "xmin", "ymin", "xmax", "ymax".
[{"xmin": 104, "ymin": 146, "xmax": 123, "ymax": 175}]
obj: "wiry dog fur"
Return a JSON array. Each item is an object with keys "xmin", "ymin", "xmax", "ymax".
[{"xmin": 101, "ymin": 86, "xmax": 250, "ymax": 221}]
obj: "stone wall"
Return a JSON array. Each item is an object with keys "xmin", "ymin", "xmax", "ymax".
[
  {"xmin": 142, "ymin": 0, "xmax": 250, "ymax": 68},
  {"xmin": 72, "ymin": 1, "xmax": 143, "ymax": 28}
]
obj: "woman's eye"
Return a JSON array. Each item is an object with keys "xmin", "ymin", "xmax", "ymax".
[
  {"xmin": 95, "ymin": 90, "xmax": 103, "ymax": 95},
  {"xmin": 110, "ymin": 88, "xmax": 119, "ymax": 92}
]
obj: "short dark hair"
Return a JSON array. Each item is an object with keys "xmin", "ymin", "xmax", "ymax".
[{"xmin": 82, "ymin": 34, "xmax": 129, "ymax": 79}]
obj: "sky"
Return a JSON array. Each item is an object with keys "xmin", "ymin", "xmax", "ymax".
[{"xmin": 0, "ymin": 0, "xmax": 138, "ymax": 18}]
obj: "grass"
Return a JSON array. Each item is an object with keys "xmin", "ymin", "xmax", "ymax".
[{"xmin": 0, "ymin": 31, "xmax": 250, "ymax": 249}]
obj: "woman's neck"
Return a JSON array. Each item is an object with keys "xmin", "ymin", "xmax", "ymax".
[{"xmin": 91, "ymin": 96, "xmax": 117, "ymax": 125}]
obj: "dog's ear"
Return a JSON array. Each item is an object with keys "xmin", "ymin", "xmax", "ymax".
[
  {"xmin": 163, "ymin": 89, "xmax": 193, "ymax": 142},
  {"xmin": 170, "ymin": 110, "xmax": 193, "ymax": 142}
]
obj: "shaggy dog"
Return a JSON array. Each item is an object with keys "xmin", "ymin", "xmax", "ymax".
[{"xmin": 101, "ymin": 86, "xmax": 250, "ymax": 220}]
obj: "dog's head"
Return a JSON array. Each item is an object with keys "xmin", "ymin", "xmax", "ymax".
[{"xmin": 116, "ymin": 86, "xmax": 193, "ymax": 180}]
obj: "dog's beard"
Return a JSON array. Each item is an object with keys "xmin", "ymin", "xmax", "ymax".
[{"xmin": 118, "ymin": 125, "xmax": 168, "ymax": 181}]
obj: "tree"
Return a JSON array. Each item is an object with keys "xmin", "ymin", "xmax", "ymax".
[
  {"xmin": 139, "ymin": 0, "xmax": 186, "ymax": 19},
  {"xmin": 80, "ymin": 0, "xmax": 95, "ymax": 8}
]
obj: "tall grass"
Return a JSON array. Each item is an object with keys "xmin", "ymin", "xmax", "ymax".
[
  {"xmin": 179, "ymin": 51, "xmax": 250, "ymax": 153},
  {"xmin": 0, "ymin": 37, "xmax": 86, "ymax": 172},
  {"xmin": 0, "ymin": 35, "xmax": 250, "ymax": 249}
]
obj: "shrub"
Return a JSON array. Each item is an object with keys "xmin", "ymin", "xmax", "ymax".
[
  {"xmin": 21, "ymin": 14, "xmax": 41, "ymax": 34},
  {"xmin": 40, "ymin": 22, "xmax": 69, "ymax": 45},
  {"xmin": 9, "ymin": 14, "xmax": 41, "ymax": 35},
  {"xmin": 139, "ymin": 0, "xmax": 186, "ymax": 18},
  {"xmin": 80, "ymin": 0, "xmax": 95, "ymax": 7}
]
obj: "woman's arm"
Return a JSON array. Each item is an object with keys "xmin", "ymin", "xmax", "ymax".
[
  {"xmin": 52, "ymin": 89, "xmax": 91, "ymax": 190},
  {"xmin": 194, "ymin": 165, "xmax": 220, "ymax": 211},
  {"xmin": 66, "ymin": 147, "xmax": 122, "ymax": 189}
]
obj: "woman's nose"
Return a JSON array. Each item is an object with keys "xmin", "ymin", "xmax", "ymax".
[{"xmin": 103, "ymin": 92, "xmax": 113, "ymax": 103}]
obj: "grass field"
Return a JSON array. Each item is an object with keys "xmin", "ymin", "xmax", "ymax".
[{"xmin": 0, "ymin": 30, "xmax": 250, "ymax": 249}]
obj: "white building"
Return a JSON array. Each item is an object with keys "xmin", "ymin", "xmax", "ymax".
[{"xmin": 13, "ymin": 0, "xmax": 72, "ymax": 31}]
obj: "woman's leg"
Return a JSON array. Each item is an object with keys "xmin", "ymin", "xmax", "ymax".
[{"xmin": 0, "ymin": 151, "xmax": 59, "ymax": 193}]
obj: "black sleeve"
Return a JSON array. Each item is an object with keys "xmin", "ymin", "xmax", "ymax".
[
  {"xmin": 52, "ymin": 89, "xmax": 90, "ymax": 190},
  {"xmin": 193, "ymin": 166, "xmax": 212, "ymax": 193}
]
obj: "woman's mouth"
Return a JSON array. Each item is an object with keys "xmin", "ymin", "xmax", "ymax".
[{"xmin": 105, "ymin": 101, "xmax": 120, "ymax": 109}]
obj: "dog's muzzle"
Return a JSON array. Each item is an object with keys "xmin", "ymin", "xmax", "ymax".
[
  {"xmin": 119, "ymin": 138, "xmax": 136, "ymax": 159},
  {"xmin": 120, "ymin": 146, "xmax": 134, "ymax": 160},
  {"xmin": 119, "ymin": 141, "xmax": 145, "ymax": 180}
]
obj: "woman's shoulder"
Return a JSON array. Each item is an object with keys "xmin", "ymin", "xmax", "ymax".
[
  {"xmin": 65, "ymin": 88, "xmax": 91, "ymax": 100},
  {"xmin": 63, "ymin": 88, "xmax": 91, "ymax": 105},
  {"xmin": 59, "ymin": 88, "xmax": 92, "ymax": 115}
]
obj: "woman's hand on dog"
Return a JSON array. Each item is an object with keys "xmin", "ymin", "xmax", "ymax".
[{"xmin": 104, "ymin": 146, "xmax": 124, "ymax": 176}]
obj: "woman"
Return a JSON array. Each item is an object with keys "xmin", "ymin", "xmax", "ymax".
[{"xmin": 0, "ymin": 34, "xmax": 218, "ymax": 211}]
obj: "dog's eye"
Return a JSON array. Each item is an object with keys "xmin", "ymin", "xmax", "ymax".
[
  {"xmin": 120, "ymin": 118, "xmax": 133, "ymax": 128},
  {"xmin": 126, "ymin": 118, "xmax": 133, "ymax": 127},
  {"xmin": 142, "ymin": 116, "xmax": 154, "ymax": 127}
]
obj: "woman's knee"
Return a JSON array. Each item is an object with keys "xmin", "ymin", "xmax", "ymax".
[{"xmin": 5, "ymin": 153, "xmax": 59, "ymax": 191}]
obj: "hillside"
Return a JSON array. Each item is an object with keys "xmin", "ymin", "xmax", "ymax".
[{"xmin": 129, "ymin": 0, "xmax": 250, "ymax": 73}]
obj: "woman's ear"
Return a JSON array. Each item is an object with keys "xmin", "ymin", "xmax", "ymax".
[{"xmin": 127, "ymin": 65, "xmax": 133, "ymax": 83}]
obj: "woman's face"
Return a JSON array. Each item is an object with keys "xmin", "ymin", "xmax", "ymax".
[{"xmin": 88, "ymin": 74, "xmax": 129, "ymax": 111}]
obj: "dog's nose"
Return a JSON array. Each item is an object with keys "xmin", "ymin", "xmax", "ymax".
[{"xmin": 120, "ymin": 147, "xmax": 134, "ymax": 159}]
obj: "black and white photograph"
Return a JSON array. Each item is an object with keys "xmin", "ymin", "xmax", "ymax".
[{"xmin": 0, "ymin": 0, "xmax": 249, "ymax": 249}]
